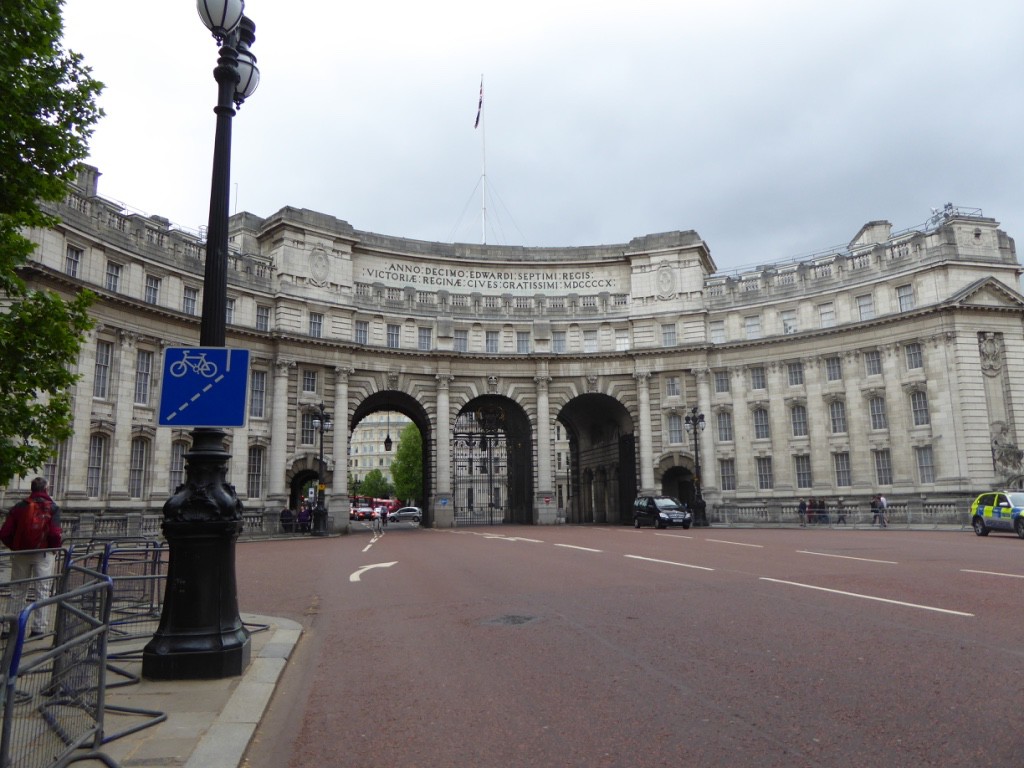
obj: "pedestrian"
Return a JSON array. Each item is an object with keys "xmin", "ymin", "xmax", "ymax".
[
  {"xmin": 296, "ymin": 504, "xmax": 311, "ymax": 533},
  {"xmin": 371, "ymin": 508, "xmax": 383, "ymax": 534},
  {"xmin": 797, "ymin": 498, "xmax": 807, "ymax": 527},
  {"xmin": 0, "ymin": 477, "xmax": 63, "ymax": 639},
  {"xmin": 870, "ymin": 495, "xmax": 880, "ymax": 525},
  {"xmin": 878, "ymin": 494, "xmax": 888, "ymax": 528},
  {"xmin": 279, "ymin": 507, "xmax": 294, "ymax": 533}
]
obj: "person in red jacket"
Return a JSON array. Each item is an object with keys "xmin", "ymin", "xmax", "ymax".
[{"xmin": 0, "ymin": 477, "xmax": 63, "ymax": 638}]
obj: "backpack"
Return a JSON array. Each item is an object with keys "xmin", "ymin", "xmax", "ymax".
[{"xmin": 13, "ymin": 499, "xmax": 52, "ymax": 551}]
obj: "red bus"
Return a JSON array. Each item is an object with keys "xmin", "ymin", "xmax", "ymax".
[{"xmin": 351, "ymin": 496, "xmax": 400, "ymax": 513}]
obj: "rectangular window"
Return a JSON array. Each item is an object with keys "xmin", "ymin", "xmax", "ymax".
[
  {"xmin": 105, "ymin": 261, "xmax": 122, "ymax": 292},
  {"xmin": 787, "ymin": 362, "xmax": 804, "ymax": 386},
  {"xmin": 552, "ymin": 331, "xmax": 567, "ymax": 354},
  {"xmin": 302, "ymin": 370, "xmax": 318, "ymax": 393},
  {"xmin": 661, "ymin": 324, "xmax": 677, "ymax": 346},
  {"xmin": 516, "ymin": 331, "xmax": 530, "ymax": 354},
  {"xmin": 911, "ymin": 390, "xmax": 930, "ymax": 426},
  {"xmin": 65, "ymin": 245, "xmax": 82, "ymax": 278},
  {"xmin": 301, "ymin": 412, "xmax": 316, "ymax": 445},
  {"xmin": 94, "ymin": 340, "xmax": 112, "ymax": 399},
  {"xmin": 897, "ymin": 284, "xmax": 915, "ymax": 312},
  {"xmin": 668, "ymin": 414, "xmax": 683, "ymax": 444},
  {"xmin": 856, "ymin": 294, "xmax": 875, "ymax": 321},
  {"xmin": 355, "ymin": 320, "xmax": 368, "ymax": 345},
  {"xmin": 874, "ymin": 449, "xmax": 893, "ymax": 485},
  {"xmin": 864, "ymin": 350, "xmax": 882, "ymax": 376},
  {"xmin": 825, "ymin": 356, "xmax": 843, "ymax": 381},
  {"xmin": 719, "ymin": 458, "xmax": 736, "ymax": 491},
  {"xmin": 709, "ymin": 320, "xmax": 726, "ymax": 344},
  {"xmin": 905, "ymin": 342, "xmax": 923, "ymax": 370},
  {"xmin": 818, "ymin": 302, "xmax": 836, "ymax": 328},
  {"xmin": 744, "ymin": 315, "xmax": 762, "ymax": 340},
  {"xmin": 665, "ymin": 376, "xmax": 680, "ymax": 397},
  {"xmin": 226, "ymin": 298, "xmax": 236, "ymax": 325},
  {"xmin": 717, "ymin": 411, "xmax": 733, "ymax": 442},
  {"xmin": 750, "ymin": 366, "xmax": 766, "ymax": 390},
  {"xmin": 486, "ymin": 331, "xmax": 499, "ymax": 354},
  {"xmin": 829, "ymin": 400, "xmax": 847, "ymax": 433},
  {"xmin": 387, "ymin": 323, "xmax": 400, "ymax": 348},
  {"xmin": 87, "ymin": 435, "xmax": 106, "ymax": 497},
  {"xmin": 833, "ymin": 452, "xmax": 852, "ymax": 486},
  {"xmin": 869, "ymin": 397, "xmax": 887, "ymax": 429},
  {"xmin": 183, "ymin": 286, "xmax": 198, "ymax": 315},
  {"xmin": 170, "ymin": 442, "xmax": 186, "ymax": 492},
  {"xmin": 583, "ymin": 330, "xmax": 598, "ymax": 353},
  {"xmin": 790, "ymin": 405, "xmax": 808, "ymax": 437},
  {"xmin": 454, "ymin": 329, "xmax": 468, "ymax": 352},
  {"xmin": 247, "ymin": 446, "xmax": 264, "ymax": 498},
  {"xmin": 256, "ymin": 305, "xmax": 271, "ymax": 332},
  {"xmin": 753, "ymin": 408, "xmax": 770, "ymax": 439},
  {"xmin": 916, "ymin": 445, "xmax": 935, "ymax": 483},
  {"xmin": 419, "ymin": 327, "xmax": 433, "ymax": 351},
  {"xmin": 794, "ymin": 455, "xmax": 812, "ymax": 488},
  {"xmin": 615, "ymin": 329, "xmax": 629, "ymax": 351},
  {"xmin": 781, "ymin": 310, "xmax": 798, "ymax": 335},
  {"xmin": 714, "ymin": 371, "xmax": 730, "ymax": 394},
  {"xmin": 756, "ymin": 456, "xmax": 774, "ymax": 490},
  {"xmin": 145, "ymin": 275, "xmax": 161, "ymax": 305},
  {"xmin": 129, "ymin": 438, "xmax": 147, "ymax": 498},
  {"xmin": 309, "ymin": 312, "xmax": 324, "ymax": 338},
  {"xmin": 134, "ymin": 349, "xmax": 153, "ymax": 405},
  {"xmin": 249, "ymin": 369, "xmax": 266, "ymax": 418}
]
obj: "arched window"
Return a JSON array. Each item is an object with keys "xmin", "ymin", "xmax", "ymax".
[
  {"xmin": 129, "ymin": 437, "xmax": 149, "ymax": 498},
  {"xmin": 87, "ymin": 434, "xmax": 108, "ymax": 497},
  {"xmin": 790, "ymin": 404, "xmax": 808, "ymax": 437},
  {"xmin": 169, "ymin": 441, "xmax": 188, "ymax": 492}
]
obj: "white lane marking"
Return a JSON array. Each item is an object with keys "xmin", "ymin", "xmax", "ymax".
[
  {"xmin": 554, "ymin": 544, "xmax": 603, "ymax": 553},
  {"xmin": 625, "ymin": 555, "xmax": 714, "ymax": 571},
  {"xmin": 707, "ymin": 538, "xmax": 763, "ymax": 548},
  {"xmin": 799, "ymin": 550, "xmax": 898, "ymax": 565},
  {"xmin": 760, "ymin": 577, "xmax": 973, "ymax": 617},
  {"xmin": 508, "ymin": 537, "xmax": 544, "ymax": 543},
  {"xmin": 962, "ymin": 569, "xmax": 1024, "ymax": 579},
  {"xmin": 350, "ymin": 562, "xmax": 397, "ymax": 582},
  {"xmin": 654, "ymin": 533, "xmax": 694, "ymax": 539}
]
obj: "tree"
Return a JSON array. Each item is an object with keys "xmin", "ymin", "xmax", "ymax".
[
  {"xmin": 0, "ymin": 1, "xmax": 102, "ymax": 485},
  {"xmin": 359, "ymin": 469, "xmax": 392, "ymax": 500},
  {"xmin": 390, "ymin": 423, "xmax": 422, "ymax": 504}
]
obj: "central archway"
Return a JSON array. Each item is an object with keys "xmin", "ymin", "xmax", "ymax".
[{"xmin": 452, "ymin": 397, "xmax": 533, "ymax": 525}]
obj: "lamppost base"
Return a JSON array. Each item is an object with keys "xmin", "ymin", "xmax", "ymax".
[{"xmin": 142, "ymin": 634, "xmax": 251, "ymax": 680}]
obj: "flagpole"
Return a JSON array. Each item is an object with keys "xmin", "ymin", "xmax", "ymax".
[{"xmin": 478, "ymin": 75, "xmax": 487, "ymax": 245}]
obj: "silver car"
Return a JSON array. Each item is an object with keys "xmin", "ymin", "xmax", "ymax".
[{"xmin": 388, "ymin": 506, "xmax": 422, "ymax": 523}]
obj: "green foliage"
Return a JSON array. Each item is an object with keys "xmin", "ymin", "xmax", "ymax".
[
  {"xmin": 0, "ymin": 0, "xmax": 102, "ymax": 484},
  {"xmin": 359, "ymin": 469, "xmax": 392, "ymax": 500},
  {"xmin": 390, "ymin": 423, "xmax": 423, "ymax": 505}
]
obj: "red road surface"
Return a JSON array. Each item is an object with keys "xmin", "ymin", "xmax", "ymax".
[{"xmin": 238, "ymin": 525, "xmax": 1024, "ymax": 767}]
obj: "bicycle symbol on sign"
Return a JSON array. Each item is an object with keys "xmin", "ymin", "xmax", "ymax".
[{"xmin": 169, "ymin": 350, "xmax": 219, "ymax": 379}]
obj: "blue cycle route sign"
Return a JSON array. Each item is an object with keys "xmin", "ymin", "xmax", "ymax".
[{"xmin": 158, "ymin": 347, "xmax": 250, "ymax": 428}]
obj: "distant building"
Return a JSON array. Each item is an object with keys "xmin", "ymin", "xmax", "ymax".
[
  {"xmin": 8, "ymin": 166, "xmax": 1023, "ymax": 528},
  {"xmin": 348, "ymin": 411, "xmax": 411, "ymax": 487}
]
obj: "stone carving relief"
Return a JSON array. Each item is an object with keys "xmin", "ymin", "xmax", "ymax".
[
  {"xmin": 979, "ymin": 332, "xmax": 1003, "ymax": 376},
  {"xmin": 309, "ymin": 248, "xmax": 330, "ymax": 286}
]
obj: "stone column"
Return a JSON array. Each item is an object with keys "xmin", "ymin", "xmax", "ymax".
[
  {"xmin": 534, "ymin": 372, "xmax": 555, "ymax": 524},
  {"xmin": 66, "ymin": 326, "xmax": 103, "ymax": 502},
  {"xmin": 331, "ymin": 366, "xmax": 352, "ymax": 531},
  {"xmin": 433, "ymin": 373, "xmax": 454, "ymax": 527},
  {"xmin": 634, "ymin": 371, "xmax": 655, "ymax": 493},
  {"xmin": 694, "ymin": 367, "xmax": 715, "ymax": 491},
  {"xmin": 268, "ymin": 358, "xmax": 293, "ymax": 501}
]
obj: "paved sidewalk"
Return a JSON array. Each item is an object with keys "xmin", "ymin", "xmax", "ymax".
[{"xmin": 96, "ymin": 614, "xmax": 300, "ymax": 767}]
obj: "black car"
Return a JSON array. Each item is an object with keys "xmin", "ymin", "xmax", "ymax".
[{"xmin": 632, "ymin": 496, "xmax": 692, "ymax": 529}]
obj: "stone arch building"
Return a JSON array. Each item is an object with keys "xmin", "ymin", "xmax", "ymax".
[{"xmin": 9, "ymin": 167, "xmax": 1024, "ymax": 527}]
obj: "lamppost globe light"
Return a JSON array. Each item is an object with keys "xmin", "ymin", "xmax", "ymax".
[
  {"xmin": 197, "ymin": 0, "xmax": 245, "ymax": 41},
  {"xmin": 232, "ymin": 18, "xmax": 259, "ymax": 104}
]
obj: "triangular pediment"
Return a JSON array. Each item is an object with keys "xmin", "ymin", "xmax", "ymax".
[{"xmin": 948, "ymin": 277, "xmax": 1024, "ymax": 310}]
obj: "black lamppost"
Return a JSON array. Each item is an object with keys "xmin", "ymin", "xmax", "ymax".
[
  {"xmin": 312, "ymin": 403, "xmax": 332, "ymax": 536},
  {"xmin": 384, "ymin": 411, "xmax": 392, "ymax": 452},
  {"xmin": 143, "ymin": 0, "xmax": 259, "ymax": 680},
  {"xmin": 684, "ymin": 406, "xmax": 708, "ymax": 527}
]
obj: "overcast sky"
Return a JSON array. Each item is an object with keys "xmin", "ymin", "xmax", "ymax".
[{"xmin": 61, "ymin": 0, "xmax": 1024, "ymax": 273}]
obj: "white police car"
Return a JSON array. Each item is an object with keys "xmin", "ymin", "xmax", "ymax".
[{"xmin": 970, "ymin": 491, "xmax": 1024, "ymax": 538}]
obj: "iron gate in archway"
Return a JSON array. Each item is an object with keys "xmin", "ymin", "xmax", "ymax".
[{"xmin": 452, "ymin": 402, "xmax": 531, "ymax": 525}]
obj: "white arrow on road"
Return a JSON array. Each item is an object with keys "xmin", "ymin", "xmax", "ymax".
[{"xmin": 349, "ymin": 562, "xmax": 397, "ymax": 582}]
